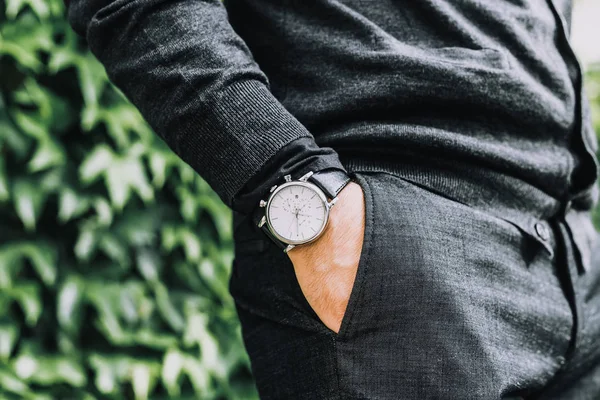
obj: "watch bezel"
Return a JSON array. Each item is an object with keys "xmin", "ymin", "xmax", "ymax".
[{"xmin": 265, "ymin": 180, "xmax": 331, "ymax": 245}]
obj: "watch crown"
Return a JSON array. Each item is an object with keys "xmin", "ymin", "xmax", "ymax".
[
  {"xmin": 284, "ymin": 174, "xmax": 292, "ymax": 182},
  {"xmin": 259, "ymin": 200, "xmax": 267, "ymax": 207},
  {"xmin": 269, "ymin": 185, "xmax": 278, "ymax": 193}
]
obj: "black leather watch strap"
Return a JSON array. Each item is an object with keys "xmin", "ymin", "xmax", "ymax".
[
  {"xmin": 249, "ymin": 204, "xmax": 288, "ymax": 250},
  {"xmin": 308, "ymin": 169, "xmax": 352, "ymax": 200},
  {"xmin": 260, "ymin": 223, "xmax": 288, "ymax": 250}
]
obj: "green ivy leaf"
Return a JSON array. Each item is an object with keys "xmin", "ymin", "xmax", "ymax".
[
  {"xmin": 0, "ymin": 117, "xmax": 30, "ymax": 160},
  {"xmin": 152, "ymin": 282, "xmax": 185, "ymax": 333},
  {"xmin": 74, "ymin": 228, "xmax": 97, "ymax": 262},
  {"xmin": 98, "ymin": 234, "xmax": 130, "ymax": 267},
  {"xmin": 13, "ymin": 352, "xmax": 87, "ymax": 388},
  {"xmin": 92, "ymin": 197, "xmax": 113, "ymax": 226},
  {"xmin": 106, "ymin": 157, "xmax": 153, "ymax": 210},
  {"xmin": 22, "ymin": 242, "xmax": 57, "ymax": 286},
  {"xmin": 198, "ymin": 195, "xmax": 232, "ymax": 243},
  {"xmin": 4, "ymin": 283, "xmax": 42, "ymax": 326},
  {"xmin": 162, "ymin": 350, "xmax": 184, "ymax": 397},
  {"xmin": 0, "ymin": 366, "xmax": 30, "ymax": 396},
  {"xmin": 89, "ymin": 355, "xmax": 118, "ymax": 395},
  {"xmin": 27, "ymin": 137, "xmax": 65, "ymax": 172},
  {"xmin": 12, "ymin": 178, "xmax": 46, "ymax": 231},
  {"xmin": 0, "ymin": 242, "xmax": 57, "ymax": 288},
  {"xmin": 88, "ymin": 355, "xmax": 160, "ymax": 397},
  {"xmin": 57, "ymin": 276, "xmax": 84, "ymax": 334},
  {"xmin": 0, "ymin": 158, "xmax": 9, "ymax": 202},
  {"xmin": 75, "ymin": 54, "xmax": 107, "ymax": 126},
  {"xmin": 131, "ymin": 362, "xmax": 158, "ymax": 400},
  {"xmin": 136, "ymin": 249, "xmax": 161, "ymax": 283},
  {"xmin": 148, "ymin": 151, "xmax": 171, "ymax": 189},
  {"xmin": 80, "ymin": 144, "xmax": 154, "ymax": 210},
  {"xmin": 5, "ymin": 0, "xmax": 50, "ymax": 20},
  {"xmin": 86, "ymin": 284, "xmax": 126, "ymax": 343},
  {"xmin": 11, "ymin": 109, "xmax": 48, "ymax": 141},
  {"xmin": 47, "ymin": 47, "xmax": 76, "ymax": 75},
  {"xmin": 0, "ymin": 324, "xmax": 19, "ymax": 362},
  {"xmin": 79, "ymin": 144, "xmax": 114, "ymax": 184},
  {"xmin": 182, "ymin": 355, "xmax": 211, "ymax": 396},
  {"xmin": 0, "ymin": 23, "xmax": 43, "ymax": 71},
  {"xmin": 58, "ymin": 188, "xmax": 90, "ymax": 223}
]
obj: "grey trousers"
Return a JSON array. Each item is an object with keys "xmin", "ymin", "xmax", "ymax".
[{"xmin": 230, "ymin": 171, "xmax": 600, "ymax": 399}]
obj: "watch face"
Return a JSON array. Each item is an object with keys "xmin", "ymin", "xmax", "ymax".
[{"xmin": 266, "ymin": 182, "xmax": 329, "ymax": 244}]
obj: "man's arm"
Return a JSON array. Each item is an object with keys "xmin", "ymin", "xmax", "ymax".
[{"xmin": 64, "ymin": 0, "xmax": 347, "ymax": 216}]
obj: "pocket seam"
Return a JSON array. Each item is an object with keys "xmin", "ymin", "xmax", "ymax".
[
  {"xmin": 334, "ymin": 171, "xmax": 376, "ymax": 341},
  {"xmin": 365, "ymin": 170, "xmax": 531, "ymax": 244}
]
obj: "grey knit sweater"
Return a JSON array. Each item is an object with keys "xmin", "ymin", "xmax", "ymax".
[{"xmin": 65, "ymin": 0, "xmax": 598, "ymax": 220}]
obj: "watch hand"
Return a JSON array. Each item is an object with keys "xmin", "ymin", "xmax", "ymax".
[
  {"xmin": 296, "ymin": 212, "xmax": 299, "ymax": 238},
  {"xmin": 287, "ymin": 216, "xmax": 296, "ymax": 234}
]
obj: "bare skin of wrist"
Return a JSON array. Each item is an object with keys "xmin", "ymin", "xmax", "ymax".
[{"xmin": 286, "ymin": 181, "xmax": 366, "ymax": 333}]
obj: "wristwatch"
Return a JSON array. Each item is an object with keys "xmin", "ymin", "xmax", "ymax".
[{"xmin": 255, "ymin": 169, "xmax": 352, "ymax": 253}]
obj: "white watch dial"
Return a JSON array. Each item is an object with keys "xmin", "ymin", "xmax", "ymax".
[{"xmin": 267, "ymin": 183, "xmax": 328, "ymax": 243}]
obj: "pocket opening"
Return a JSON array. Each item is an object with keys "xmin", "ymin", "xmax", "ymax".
[{"xmin": 333, "ymin": 171, "xmax": 376, "ymax": 340}]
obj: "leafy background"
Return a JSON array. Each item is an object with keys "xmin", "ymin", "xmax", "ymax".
[
  {"xmin": 0, "ymin": 0, "xmax": 255, "ymax": 398},
  {"xmin": 0, "ymin": 0, "xmax": 599, "ymax": 399}
]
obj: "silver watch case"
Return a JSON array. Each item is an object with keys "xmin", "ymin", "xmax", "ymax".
[{"xmin": 258, "ymin": 172, "xmax": 339, "ymax": 252}]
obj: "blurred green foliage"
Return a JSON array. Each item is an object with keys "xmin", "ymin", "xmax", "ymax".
[
  {"xmin": 585, "ymin": 65, "xmax": 600, "ymax": 226},
  {"xmin": 0, "ymin": 0, "xmax": 258, "ymax": 398},
  {"xmin": 588, "ymin": 66, "xmax": 600, "ymax": 139},
  {"xmin": 1, "ymin": 0, "xmax": 600, "ymax": 399}
]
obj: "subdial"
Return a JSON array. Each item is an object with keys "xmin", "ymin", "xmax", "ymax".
[{"xmin": 268, "ymin": 185, "xmax": 327, "ymax": 242}]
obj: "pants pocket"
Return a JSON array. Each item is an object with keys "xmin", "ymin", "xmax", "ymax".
[
  {"xmin": 333, "ymin": 170, "xmax": 376, "ymax": 340},
  {"xmin": 283, "ymin": 170, "xmax": 378, "ymax": 337},
  {"xmin": 228, "ymin": 171, "xmax": 378, "ymax": 337}
]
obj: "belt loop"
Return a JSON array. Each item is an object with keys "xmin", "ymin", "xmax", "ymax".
[
  {"xmin": 551, "ymin": 218, "xmax": 584, "ymax": 360},
  {"xmin": 559, "ymin": 199, "xmax": 573, "ymax": 219},
  {"xmin": 556, "ymin": 198, "xmax": 590, "ymax": 276}
]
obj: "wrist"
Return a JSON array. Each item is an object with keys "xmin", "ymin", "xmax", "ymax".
[
  {"xmin": 288, "ymin": 181, "xmax": 361, "ymax": 256},
  {"xmin": 325, "ymin": 181, "xmax": 361, "ymax": 232},
  {"xmin": 257, "ymin": 169, "xmax": 354, "ymax": 252}
]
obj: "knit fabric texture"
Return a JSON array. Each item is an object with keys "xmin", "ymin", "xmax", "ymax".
[{"xmin": 64, "ymin": 0, "xmax": 599, "ymax": 217}]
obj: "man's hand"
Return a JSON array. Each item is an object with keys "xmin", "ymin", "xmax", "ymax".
[{"xmin": 286, "ymin": 181, "xmax": 366, "ymax": 333}]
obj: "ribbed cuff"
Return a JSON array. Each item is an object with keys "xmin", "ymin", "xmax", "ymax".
[
  {"xmin": 232, "ymin": 136, "xmax": 348, "ymax": 216},
  {"xmin": 179, "ymin": 79, "xmax": 320, "ymax": 210}
]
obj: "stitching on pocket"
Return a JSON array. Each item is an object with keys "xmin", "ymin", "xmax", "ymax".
[
  {"xmin": 368, "ymin": 170, "xmax": 534, "ymax": 246},
  {"xmin": 425, "ymin": 47, "xmax": 512, "ymax": 71}
]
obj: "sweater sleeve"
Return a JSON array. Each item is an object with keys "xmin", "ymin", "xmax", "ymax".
[{"xmin": 64, "ymin": 0, "xmax": 347, "ymax": 216}]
